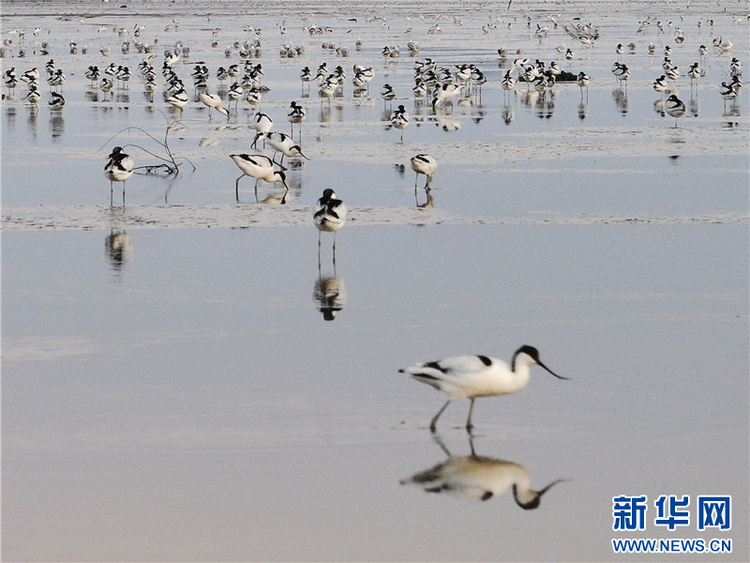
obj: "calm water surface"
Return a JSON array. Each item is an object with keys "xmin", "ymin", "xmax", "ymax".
[{"xmin": 2, "ymin": 1, "xmax": 749, "ymax": 561}]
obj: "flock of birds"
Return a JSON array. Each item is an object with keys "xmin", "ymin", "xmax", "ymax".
[{"xmin": 8, "ymin": 10, "xmax": 749, "ymax": 432}]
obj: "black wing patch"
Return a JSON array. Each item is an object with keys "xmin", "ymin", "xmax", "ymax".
[
  {"xmin": 424, "ymin": 361, "xmax": 448, "ymax": 373},
  {"xmin": 477, "ymin": 355, "xmax": 492, "ymax": 366}
]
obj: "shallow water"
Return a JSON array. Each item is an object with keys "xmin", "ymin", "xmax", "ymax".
[{"xmin": 2, "ymin": 1, "xmax": 749, "ymax": 561}]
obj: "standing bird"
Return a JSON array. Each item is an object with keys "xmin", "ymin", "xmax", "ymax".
[
  {"xmin": 719, "ymin": 81, "xmax": 737, "ymax": 110},
  {"xmin": 166, "ymin": 88, "xmax": 189, "ymax": 113},
  {"xmin": 48, "ymin": 91, "xmax": 65, "ymax": 111},
  {"xmin": 390, "ymin": 104, "xmax": 409, "ymax": 141},
  {"xmin": 653, "ymin": 75, "xmax": 668, "ymax": 96},
  {"xmin": 380, "ymin": 82, "xmax": 396, "ymax": 106},
  {"xmin": 400, "ymin": 345, "xmax": 568, "ymax": 433},
  {"xmin": 253, "ymin": 131, "xmax": 310, "ymax": 166},
  {"xmin": 576, "ymin": 71, "xmax": 590, "ymax": 100},
  {"xmin": 253, "ymin": 111, "xmax": 274, "ymax": 138},
  {"xmin": 664, "ymin": 93, "xmax": 686, "ymax": 127},
  {"xmin": 199, "ymin": 92, "xmax": 229, "ymax": 119},
  {"xmin": 313, "ymin": 188, "xmax": 347, "ymax": 258},
  {"xmin": 105, "ymin": 146, "xmax": 135, "ymax": 206},
  {"xmin": 410, "ymin": 154, "xmax": 437, "ymax": 188},
  {"xmin": 229, "ymin": 153, "xmax": 288, "ymax": 202},
  {"xmin": 287, "ymin": 100, "xmax": 306, "ymax": 139}
]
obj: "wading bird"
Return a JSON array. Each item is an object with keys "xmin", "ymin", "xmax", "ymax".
[
  {"xmin": 400, "ymin": 345, "xmax": 568, "ymax": 432},
  {"xmin": 105, "ymin": 146, "xmax": 135, "ymax": 206}
]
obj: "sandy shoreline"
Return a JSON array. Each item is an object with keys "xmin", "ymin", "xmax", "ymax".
[{"xmin": 3, "ymin": 203, "xmax": 746, "ymax": 231}]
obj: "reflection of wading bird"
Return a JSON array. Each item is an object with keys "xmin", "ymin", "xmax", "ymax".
[
  {"xmin": 229, "ymin": 153, "xmax": 288, "ymax": 202},
  {"xmin": 105, "ymin": 146, "xmax": 134, "ymax": 206},
  {"xmin": 410, "ymin": 154, "xmax": 437, "ymax": 188},
  {"xmin": 400, "ymin": 345, "xmax": 568, "ymax": 433},
  {"xmin": 105, "ymin": 229, "xmax": 133, "ymax": 271},
  {"xmin": 313, "ymin": 188, "xmax": 347, "ymax": 261},
  {"xmin": 401, "ymin": 435, "xmax": 564, "ymax": 507}
]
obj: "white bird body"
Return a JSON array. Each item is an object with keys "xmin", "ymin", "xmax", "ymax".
[
  {"xmin": 253, "ymin": 112, "xmax": 273, "ymax": 134},
  {"xmin": 410, "ymin": 153, "xmax": 437, "ymax": 187},
  {"xmin": 199, "ymin": 92, "xmax": 229, "ymax": 119},
  {"xmin": 254, "ymin": 131, "xmax": 310, "ymax": 164},
  {"xmin": 229, "ymin": 153, "xmax": 288, "ymax": 201},
  {"xmin": 105, "ymin": 146, "xmax": 135, "ymax": 205},
  {"xmin": 313, "ymin": 188, "xmax": 347, "ymax": 233},
  {"xmin": 665, "ymin": 93, "xmax": 685, "ymax": 126},
  {"xmin": 390, "ymin": 104, "xmax": 409, "ymax": 130},
  {"xmin": 400, "ymin": 345, "xmax": 567, "ymax": 432},
  {"xmin": 166, "ymin": 88, "xmax": 189, "ymax": 111}
]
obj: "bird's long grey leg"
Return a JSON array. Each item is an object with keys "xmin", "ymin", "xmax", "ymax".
[
  {"xmin": 430, "ymin": 400, "xmax": 451, "ymax": 433},
  {"xmin": 465, "ymin": 398, "xmax": 476, "ymax": 433}
]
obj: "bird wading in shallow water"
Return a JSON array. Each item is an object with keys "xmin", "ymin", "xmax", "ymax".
[
  {"xmin": 400, "ymin": 345, "xmax": 568, "ymax": 433},
  {"xmin": 313, "ymin": 188, "xmax": 347, "ymax": 263},
  {"xmin": 229, "ymin": 153, "xmax": 288, "ymax": 202},
  {"xmin": 410, "ymin": 154, "xmax": 437, "ymax": 189},
  {"xmin": 105, "ymin": 146, "xmax": 135, "ymax": 206},
  {"xmin": 664, "ymin": 93, "xmax": 686, "ymax": 127}
]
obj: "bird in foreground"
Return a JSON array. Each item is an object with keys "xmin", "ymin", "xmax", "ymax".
[
  {"xmin": 229, "ymin": 153, "xmax": 288, "ymax": 202},
  {"xmin": 313, "ymin": 188, "xmax": 347, "ymax": 257},
  {"xmin": 410, "ymin": 154, "xmax": 437, "ymax": 188},
  {"xmin": 105, "ymin": 146, "xmax": 135, "ymax": 206},
  {"xmin": 664, "ymin": 93, "xmax": 686, "ymax": 127},
  {"xmin": 400, "ymin": 345, "xmax": 568, "ymax": 433}
]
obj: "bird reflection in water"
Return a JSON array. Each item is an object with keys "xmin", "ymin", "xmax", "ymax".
[
  {"xmin": 401, "ymin": 434, "xmax": 564, "ymax": 508},
  {"xmin": 104, "ymin": 229, "xmax": 133, "ymax": 275},
  {"xmin": 415, "ymin": 186, "xmax": 434, "ymax": 208},
  {"xmin": 313, "ymin": 264, "xmax": 346, "ymax": 321},
  {"xmin": 612, "ymin": 88, "xmax": 628, "ymax": 115},
  {"xmin": 578, "ymin": 102, "xmax": 588, "ymax": 121}
]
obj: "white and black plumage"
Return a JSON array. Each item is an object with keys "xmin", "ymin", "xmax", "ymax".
[
  {"xmin": 576, "ymin": 71, "xmax": 590, "ymax": 101},
  {"xmin": 380, "ymin": 83, "xmax": 396, "ymax": 106},
  {"xmin": 611, "ymin": 62, "xmax": 629, "ymax": 86},
  {"xmin": 313, "ymin": 188, "xmax": 347, "ymax": 260},
  {"xmin": 198, "ymin": 92, "xmax": 229, "ymax": 119},
  {"xmin": 166, "ymin": 88, "xmax": 189, "ymax": 112},
  {"xmin": 313, "ymin": 188, "xmax": 347, "ymax": 235},
  {"xmin": 227, "ymin": 81, "xmax": 244, "ymax": 110},
  {"xmin": 253, "ymin": 131, "xmax": 310, "ymax": 166},
  {"xmin": 653, "ymin": 75, "xmax": 668, "ymax": 96},
  {"xmin": 253, "ymin": 112, "xmax": 273, "ymax": 137},
  {"xmin": 287, "ymin": 100, "xmax": 306, "ymax": 138},
  {"xmin": 390, "ymin": 104, "xmax": 409, "ymax": 141},
  {"xmin": 48, "ymin": 91, "xmax": 65, "ymax": 110},
  {"xmin": 400, "ymin": 345, "xmax": 568, "ymax": 432},
  {"xmin": 105, "ymin": 146, "xmax": 135, "ymax": 205},
  {"xmin": 229, "ymin": 153, "xmax": 288, "ymax": 202},
  {"xmin": 664, "ymin": 93, "xmax": 685, "ymax": 127},
  {"xmin": 719, "ymin": 81, "xmax": 737, "ymax": 109},
  {"xmin": 410, "ymin": 154, "xmax": 437, "ymax": 188},
  {"xmin": 432, "ymin": 82, "xmax": 462, "ymax": 109}
]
